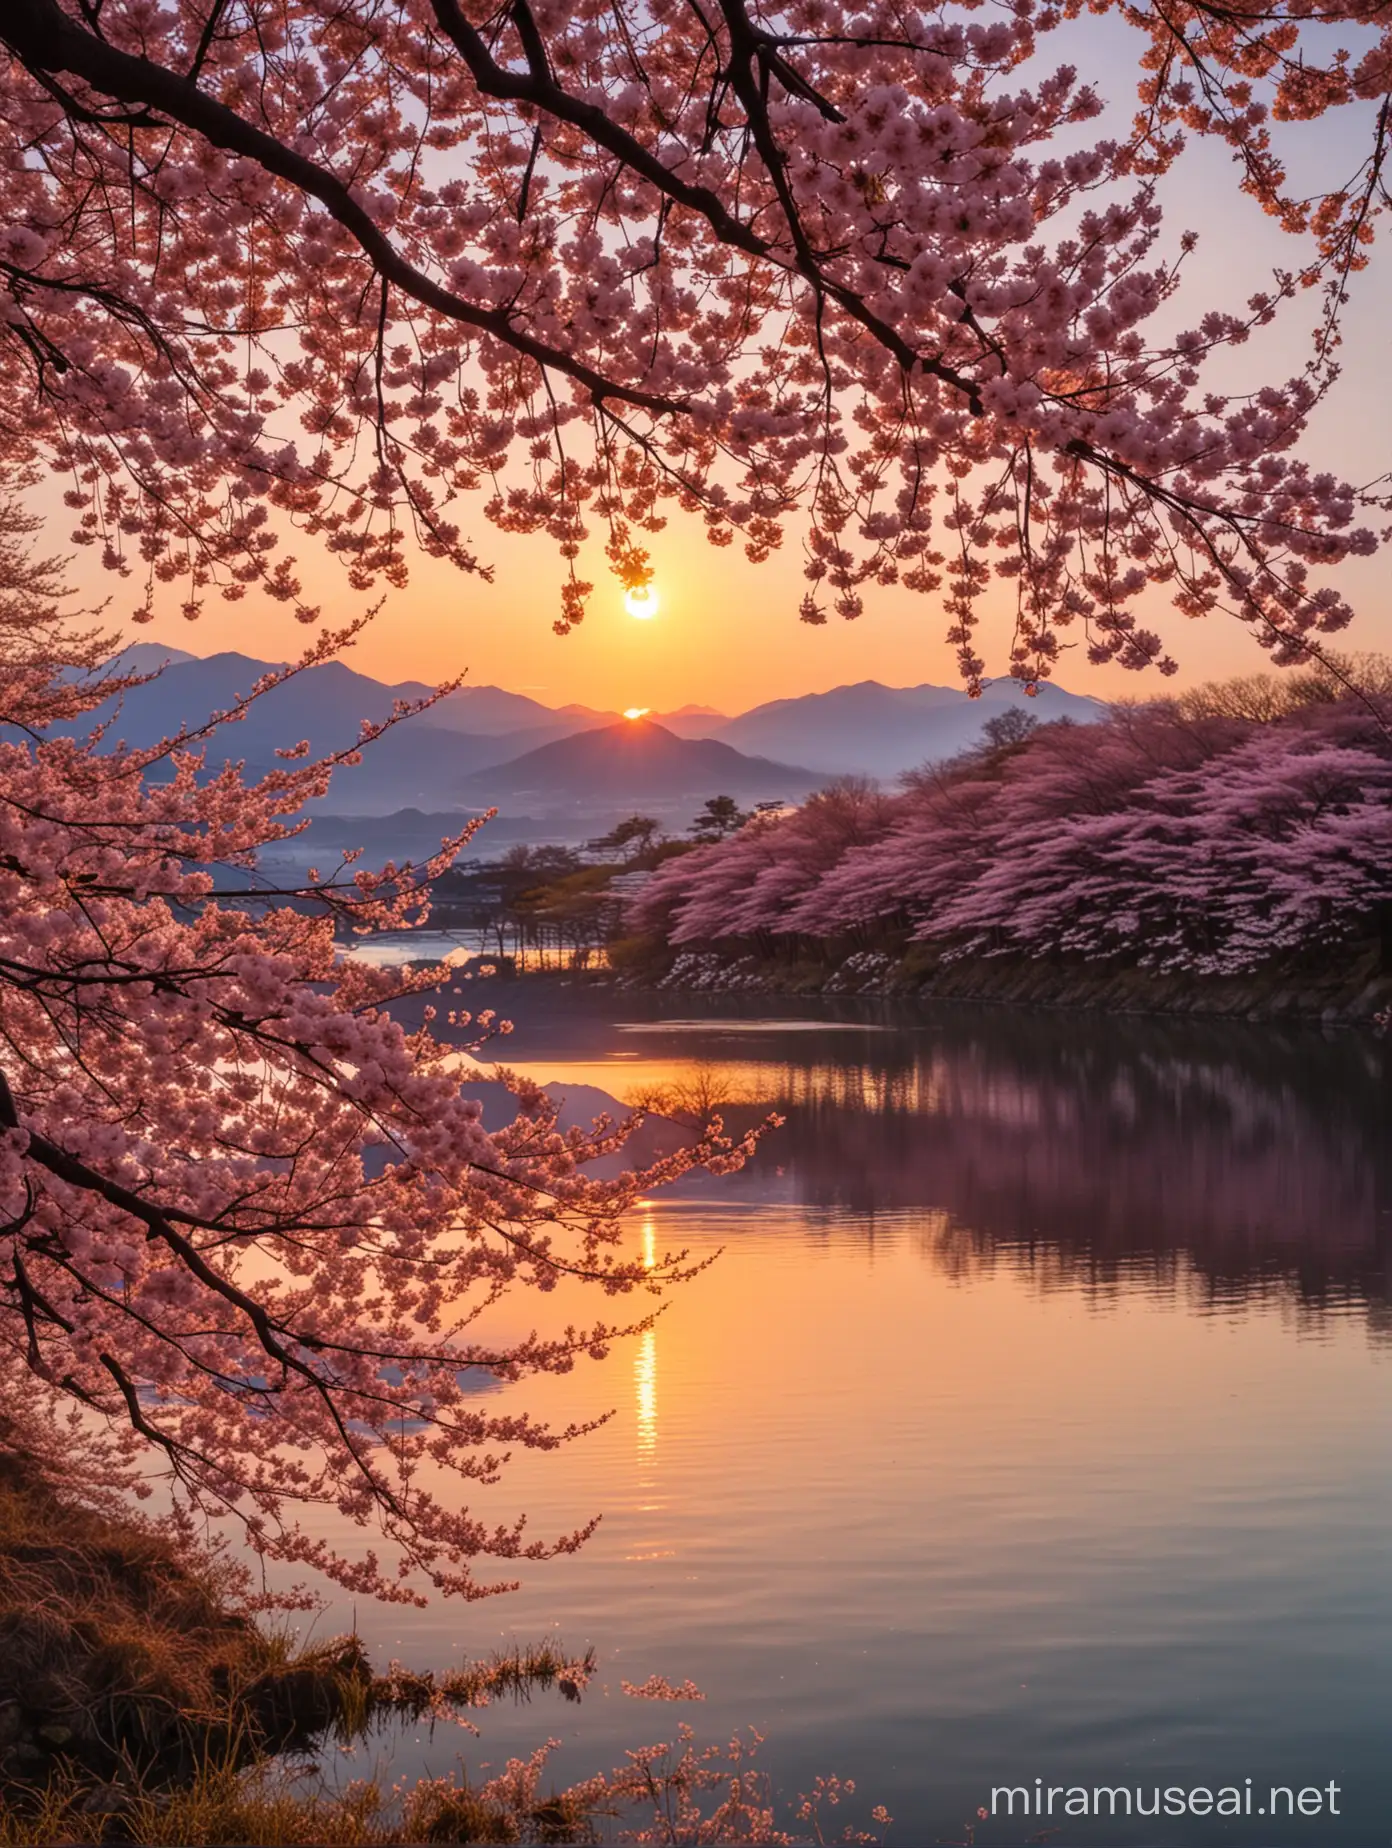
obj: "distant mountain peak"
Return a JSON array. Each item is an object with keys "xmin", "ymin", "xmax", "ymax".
[
  {"xmin": 459, "ymin": 716, "xmax": 819, "ymax": 802},
  {"xmin": 106, "ymin": 641, "xmax": 200, "ymax": 671}
]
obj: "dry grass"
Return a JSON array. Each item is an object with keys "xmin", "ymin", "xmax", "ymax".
[
  {"xmin": 0, "ymin": 1444, "xmax": 292, "ymax": 1789},
  {"xmin": 0, "ymin": 1446, "xmax": 599, "ymax": 1841},
  {"xmin": 0, "ymin": 1758, "xmax": 601, "ymax": 1845}
]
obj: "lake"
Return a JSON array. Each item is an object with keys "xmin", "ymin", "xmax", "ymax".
[{"xmin": 288, "ymin": 990, "xmax": 1392, "ymax": 1844}]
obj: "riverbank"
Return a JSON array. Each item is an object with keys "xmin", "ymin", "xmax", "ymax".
[{"xmin": 595, "ymin": 937, "xmax": 1391, "ymax": 1026}]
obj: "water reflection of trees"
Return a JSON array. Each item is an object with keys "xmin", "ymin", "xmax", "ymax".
[{"xmin": 721, "ymin": 1013, "xmax": 1391, "ymax": 1331}]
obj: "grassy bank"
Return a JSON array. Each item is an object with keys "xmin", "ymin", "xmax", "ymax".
[{"xmin": 0, "ymin": 1446, "xmax": 598, "ymax": 1843}]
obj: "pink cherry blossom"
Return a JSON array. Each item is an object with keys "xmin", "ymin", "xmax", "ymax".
[
  {"xmin": 0, "ymin": 0, "xmax": 1388, "ymax": 678},
  {"xmin": 0, "ymin": 498, "xmax": 766, "ymax": 1600}
]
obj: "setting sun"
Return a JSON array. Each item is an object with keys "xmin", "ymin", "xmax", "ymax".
[
  {"xmin": 624, "ymin": 585, "xmax": 659, "ymax": 619},
  {"xmin": 623, "ymin": 706, "xmax": 651, "ymax": 720}
]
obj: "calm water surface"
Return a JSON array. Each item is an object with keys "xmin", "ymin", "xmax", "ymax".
[{"xmin": 293, "ymin": 993, "xmax": 1392, "ymax": 1844}]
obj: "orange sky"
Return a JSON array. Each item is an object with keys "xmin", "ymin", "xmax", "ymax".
[
  {"xmin": 99, "ymin": 476, "xmax": 1392, "ymax": 715},
  {"xmin": 52, "ymin": 29, "xmax": 1392, "ymax": 717}
]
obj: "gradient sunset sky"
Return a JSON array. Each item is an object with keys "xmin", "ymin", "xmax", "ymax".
[{"xmin": 66, "ymin": 18, "xmax": 1392, "ymax": 715}]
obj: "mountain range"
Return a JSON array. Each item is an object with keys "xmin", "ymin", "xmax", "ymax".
[
  {"xmin": 716, "ymin": 678, "xmax": 1096, "ymax": 777},
  {"xmin": 48, "ymin": 642, "xmax": 1102, "ymax": 818}
]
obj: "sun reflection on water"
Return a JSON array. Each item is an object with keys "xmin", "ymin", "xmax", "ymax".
[
  {"xmin": 634, "ymin": 1216, "xmax": 659, "ymax": 1458},
  {"xmin": 634, "ymin": 1328, "xmax": 657, "ymax": 1458}
]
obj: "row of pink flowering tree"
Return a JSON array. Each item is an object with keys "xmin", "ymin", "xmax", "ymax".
[{"xmin": 630, "ymin": 673, "xmax": 1392, "ymax": 976}]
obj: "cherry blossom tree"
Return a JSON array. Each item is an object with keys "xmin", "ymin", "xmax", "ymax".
[
  {"xmin": 652, "ymin": 777, "xmax": 894, "ymax": 945},
  {"xmin": 918, "ymin": 712, "xmax": 1392, "ymax": 970},
  {"xmin": 0, "ymin": 496, "xmax": 762, "ymax": 1600},
  {"xmin": 1, "ymin": 0, "xmax": 1390, "ymax": 684},
  {"xmin": 632, "ymin": 686, "xmax": 1392, "ymax": 969}
]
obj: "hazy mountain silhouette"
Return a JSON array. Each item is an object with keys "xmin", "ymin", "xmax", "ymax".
[
  {"xmin": 110, "ymin": 641, "xmax": 199, "ymax": 673},
  {"xmin": 45, "ymin": 648, "xmax": 1107, "ymax": 811},
  {"xmin": 653, "ymin": 703, "xmax": 733, "ymax": 738},
  {"xmin": 458, "ymin": 719, "xmax": 819, "ymax": 802},
  {"xmin": 416, "ymin": 686, "xmax": 617, "ymax": 736},
  {"xmin": 32, "ymin": 653, "xmax": 566, "ymax": 814},
  {"xmin": 711, "ymin": 679, "xmax": 1102, "ymax": 777},
  {"xmin": 68, "ymin": 651, "xmax": 613, "ymax": 752},
  {"xmin": 62, "ymin": 652, "xmax": 433, "ymax": 752}
]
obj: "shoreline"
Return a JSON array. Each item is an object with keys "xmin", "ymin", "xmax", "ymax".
[{"xmin": 473, "ymin": 943, "xmax": 1392, "ymax": 1029}]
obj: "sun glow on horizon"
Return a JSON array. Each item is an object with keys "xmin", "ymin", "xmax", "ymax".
[
  {"xmin": 624, "ymin": 585, "xmax": 659, "ymax": 619},
  {"xmin": 623, "ymin": 706, "xmax": 651, "ymax": 720}
]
